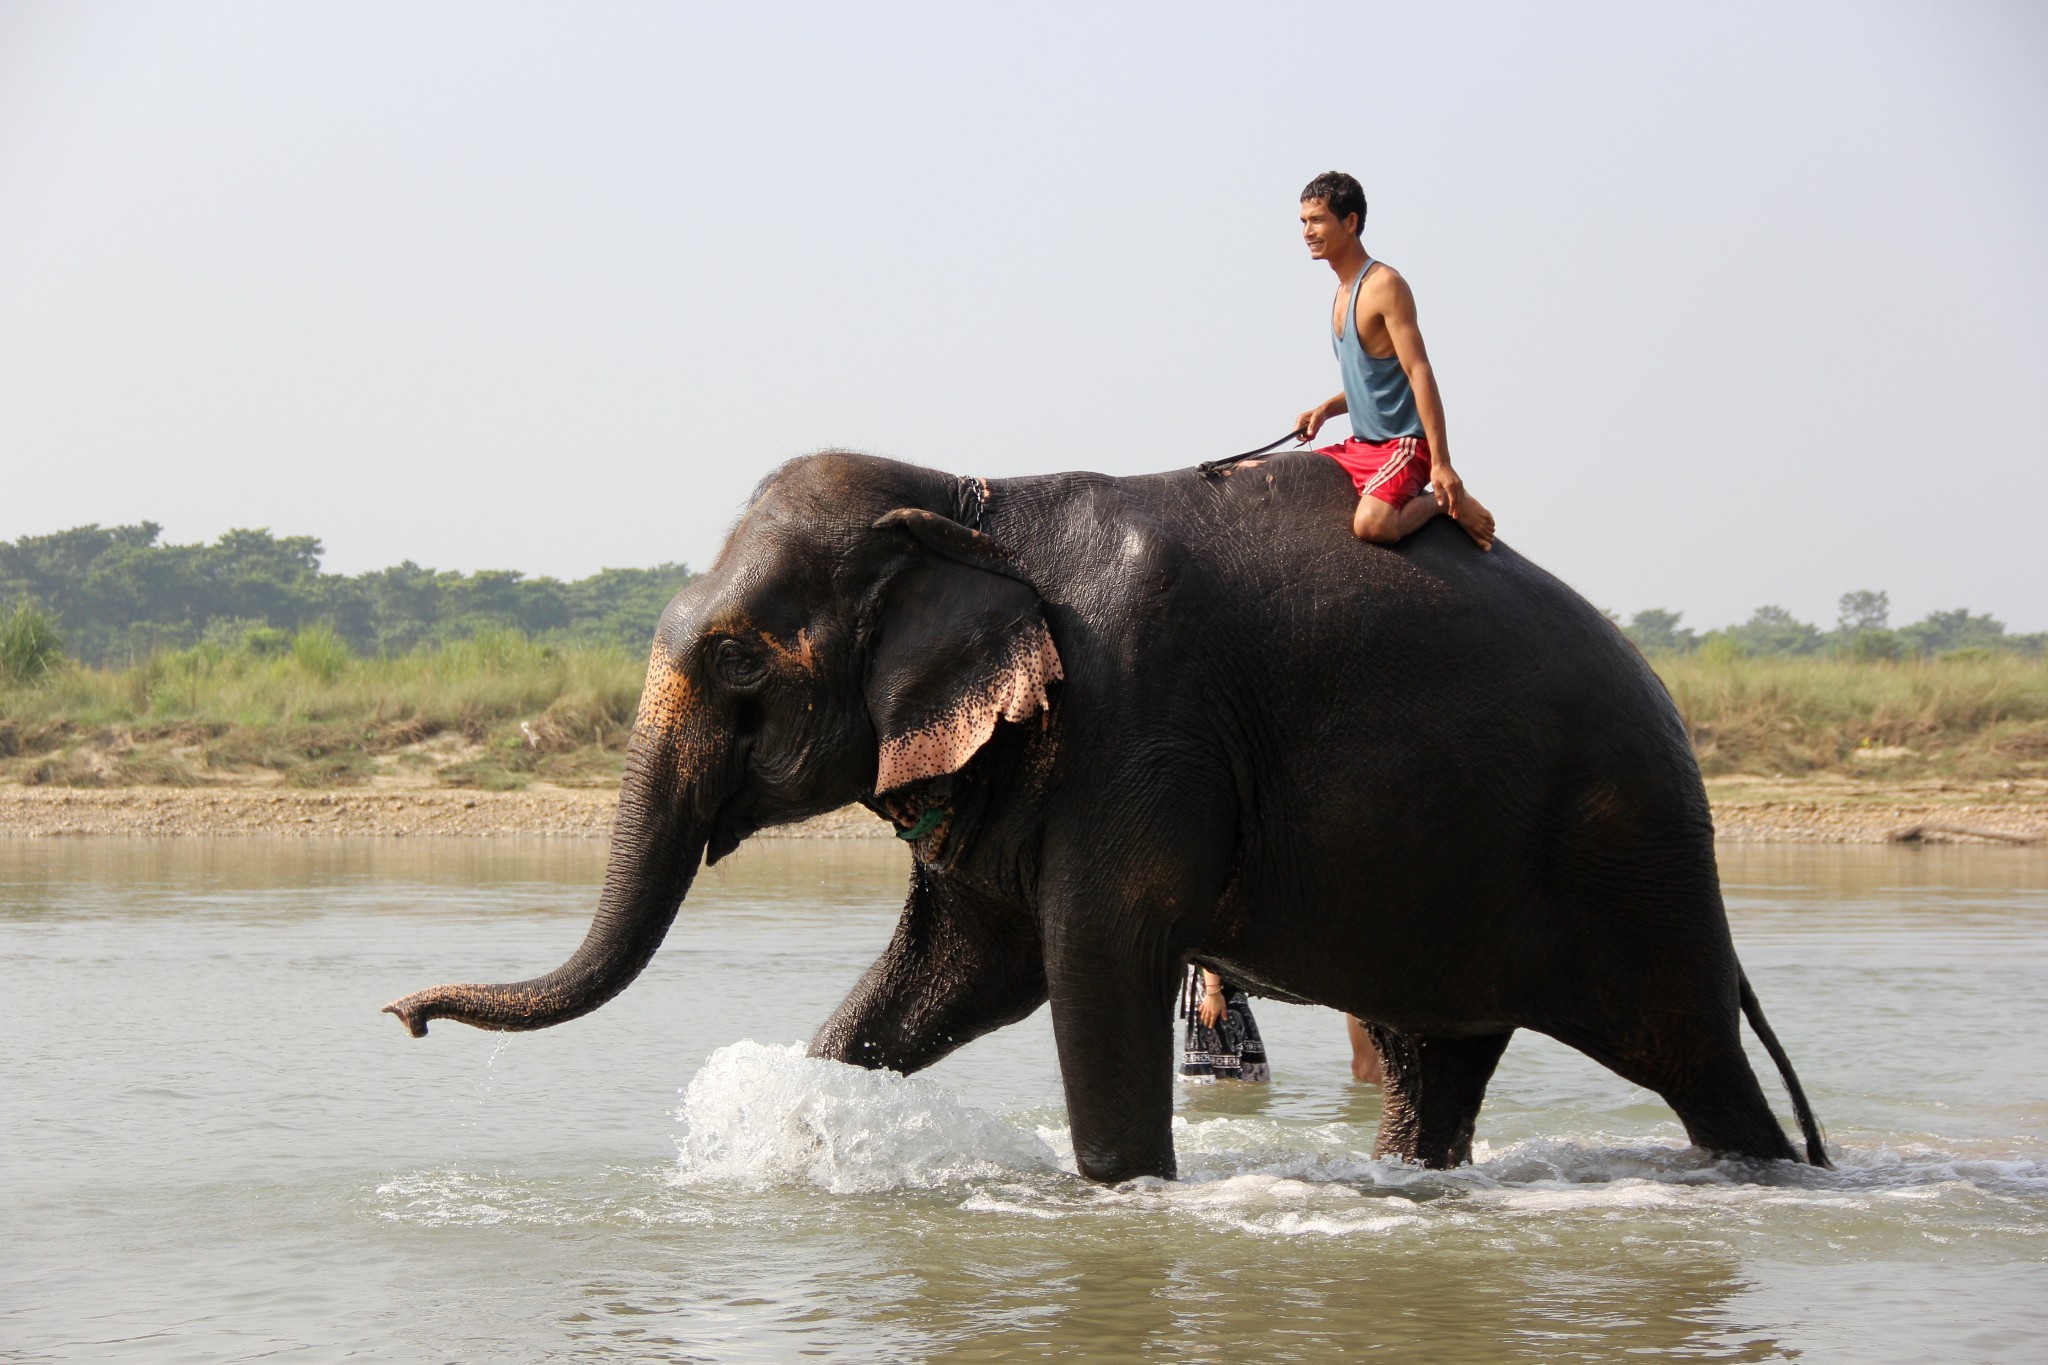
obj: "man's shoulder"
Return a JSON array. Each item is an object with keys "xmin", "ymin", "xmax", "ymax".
[
  {"xmin": 1362, "ymin": 259, "xmax": 1410, "ymax": 294},
  {"xmin": 1357, "ymin": 260, "xmax": 1417, "ymax": 320}
]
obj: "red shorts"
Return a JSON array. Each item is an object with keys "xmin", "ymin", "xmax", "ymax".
[{"xmin": 1318, "ymin": 435, "xmax": 1431, "ymax": 508}]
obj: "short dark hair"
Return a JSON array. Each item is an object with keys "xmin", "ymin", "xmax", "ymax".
[{"xmin": 1301, "ymin": 171, "xmax": 1366, "ymax": 230}]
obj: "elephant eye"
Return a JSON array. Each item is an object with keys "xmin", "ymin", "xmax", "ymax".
[{"xmin": 712, "ymin": 637, "xmax": 770, "ymax": 691}]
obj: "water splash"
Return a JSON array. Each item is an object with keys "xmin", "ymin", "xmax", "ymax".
[
  {"xmin": 671, "ymin": 1041, "xmax": 1059, "ymax": 1194},
  {"xmin": 660, "ymin": 1042, "xmax": 2048, "ymax": 1230}
]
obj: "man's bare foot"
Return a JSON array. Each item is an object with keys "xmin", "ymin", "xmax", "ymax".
[{"xmin": 1450, "ymin": 491, "xmax": 1495, "ymax": 550}]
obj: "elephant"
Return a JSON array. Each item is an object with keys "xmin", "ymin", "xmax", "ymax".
[{"xmin": 384, "ymin": 449, "xmax": 1829, "ymax": 1183}]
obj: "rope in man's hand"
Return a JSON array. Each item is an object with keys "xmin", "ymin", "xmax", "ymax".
[{"xmin": 1196, "ymin": 430, "xmax": 1308, "ymax": 479}]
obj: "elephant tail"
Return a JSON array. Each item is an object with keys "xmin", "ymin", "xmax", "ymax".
[{"xmin": 1740, "ymin": 972, "xmax": 1831, "ymax": 1168}]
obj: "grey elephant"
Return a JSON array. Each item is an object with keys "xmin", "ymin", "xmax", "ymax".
[{"xmin": 386, "ymin": 451, "xmax": 1828, "ymax": 1183}]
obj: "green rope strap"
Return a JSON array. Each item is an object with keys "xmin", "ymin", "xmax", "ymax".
[{"xmin": 897, "ymin": 807, "xmax": 948, "ymax": 841}]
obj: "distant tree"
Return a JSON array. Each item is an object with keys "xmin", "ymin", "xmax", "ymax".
[
  {"xmin": 561, "ymin": 565, "xmax": 696, "ymax": 648},
  {"xmin": 1899, "ymin": 608, "xmax": 2008, "ymax": 657},
  {"xmin": 1848, "ymin": 629, "xmax": 1904, "ymax": 662},
  {"xmin": 0, "ymin": 523, "xmax": 699, "ymax": 664},
  {"xmin": 1837, "ymin": 590, "xmax": 1889, "ymax": 634},
  {"xmin": 1727, "ymin": 605, "xmax": 1823, "ymax": 656},
  {"xmin": 1625, "ymin": 608, "xmax": 1697, "ymax": 655}
]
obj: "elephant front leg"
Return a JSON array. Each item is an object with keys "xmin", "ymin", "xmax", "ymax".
[
  {"xmin": 1045, "ymin": 949, "xmax": 1182, "ymax": 1183},
  {"xmin": 1037, "ymin": 899, "xmax": 1191, "ymax": 1184},
  {"xmin": 808, "ymin": 865, "xmax": 1045, "ymax": 1074}
]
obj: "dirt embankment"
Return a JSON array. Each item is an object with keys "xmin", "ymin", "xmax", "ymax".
[
  {"xmin": 1699, "ymin": 776, "xmax": 2046, "ymax": 844},
  {"xmin": 2, "ymin": 777, "xmax": 2044, "ymax": 843},
  {"xmin": 0, "ymin": 786, "xmax": 893, "ymax": 840}
]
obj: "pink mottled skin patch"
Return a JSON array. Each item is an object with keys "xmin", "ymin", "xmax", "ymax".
[
  {"xmin": 876, "ymin": 621, "xmax": 1063, "ymax": 793},
  {"xmin": 633, "ymin": 643, "xmax": 725, "ymax": 782},
  {"xmin": 760, "ymin": 628, "xmax": 816, "ymax": 673},
  {"xmin": 634, "ymin": 644, "xmax": 696, "ymax": 734}
]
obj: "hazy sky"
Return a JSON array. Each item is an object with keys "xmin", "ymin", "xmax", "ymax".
[{"xmin": 3, "ymin": 2, "xmax": 2043, "ymax": 631}]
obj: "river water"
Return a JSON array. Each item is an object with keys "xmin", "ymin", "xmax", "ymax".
[{"xmin": 4, "ymin": 838, "xmax": 2045, "ymax": 1362}]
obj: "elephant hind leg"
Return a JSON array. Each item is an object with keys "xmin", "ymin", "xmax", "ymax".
[
  {"xmin": 1642, "ymin": 1037, "xmax": 1799, "ymax": 1164},
  {"xmin": 1368, "ymin": 1027, "xmax": 1514, "ymax": 1168},
  {"xmin": 1563, "ymin": 1019, "xmax": 1800, "ymax": 1164}
]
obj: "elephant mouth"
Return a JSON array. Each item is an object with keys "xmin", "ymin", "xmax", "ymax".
[{"xmin": 706, "ymin": 798, "xmax": 753, "ymax": 865}]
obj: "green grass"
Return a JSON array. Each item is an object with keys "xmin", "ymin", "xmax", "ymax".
[
  {"xmin": 1654, "ymin": 652, "xmax": 2048, "ymax": 779},
  {"xmin": 0, "ymin": 628, "xmax": 645, "ymax": 789},
  {"xmin": 3, "ymin": 630, "xmax": 2046, "ymax": 788}
]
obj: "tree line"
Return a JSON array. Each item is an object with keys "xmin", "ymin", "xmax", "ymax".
[
  {"xmin": 0, "ymin": 523, "xmax": 696, "ymax": 667},
  {"xmin": 1618, "ymin": 591, "xmax": 2044, "ymax": 660},
  {"xmin": 2, "ymin": 522, "xmax": 2040, "ymax": 672}
]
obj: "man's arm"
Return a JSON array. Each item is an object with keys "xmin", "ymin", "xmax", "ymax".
[
  {"xmin": 1376, "ymin": 274, "xmax": 1467, "ymax": 521},
  {"xmin": 1295, "ymin": 392, "xmax": 1347, "ymax": 443}
]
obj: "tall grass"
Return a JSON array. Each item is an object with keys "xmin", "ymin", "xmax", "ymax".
[
  {"xmin": 1653, "ymin": 652, "xmax": 2048, "ymax": 779},
  {"xmin": 0, "ymin": 627, "xmax": 645, "ymax": 788},
  {"xmin": 4, "ymin": 629, "xmax": 2046, "ymax": 787},
  {"xmin": 0, "ymin": 600, "xmax": 65, "ymax": 683}
]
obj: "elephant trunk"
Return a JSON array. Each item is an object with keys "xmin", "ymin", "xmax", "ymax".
[{"xmin": 383, "ymin": 680, "xmax": 713, "ymax": 1037}]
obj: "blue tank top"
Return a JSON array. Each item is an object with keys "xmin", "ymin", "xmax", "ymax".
[{"xmin": 1332, "ymin": 259, "xmax": 1423, "ymax": 441}]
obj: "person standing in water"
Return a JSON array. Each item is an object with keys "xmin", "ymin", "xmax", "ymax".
[
  {"xmin": 1179, "ymin": 966, "xmax": 1270, "ymax": 1082},
  {"xmin": 1292, "ymin": 170, "xmax": 1495, "ymax": 549},
  {"xmin": 1347, "ymin": 1014, "xmax": 1385, "ymax": 1085}
]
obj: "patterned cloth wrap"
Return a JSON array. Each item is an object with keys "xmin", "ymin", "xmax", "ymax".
[{"xmin": 1178, "ymin": 965, "xmax": 1271, "ymax": 1082}]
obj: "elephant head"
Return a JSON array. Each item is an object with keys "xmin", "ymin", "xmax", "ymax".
[{"xmin": 382, "ymin": 454, "xmax": 1061, "ymax": 1036}]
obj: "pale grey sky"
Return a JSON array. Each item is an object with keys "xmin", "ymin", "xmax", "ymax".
[{"xmin": 2, "ymin": 1, "xmax": 2043, "ymax": 630}]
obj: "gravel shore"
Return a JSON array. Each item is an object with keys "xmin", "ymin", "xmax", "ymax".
[
  {"xmin": 1, "ymin": 780, "xmax": 2043, "ymax": 844},
  {"xmin": 0, "ymin": 786, "xmax": 892, "ymax": 840}
]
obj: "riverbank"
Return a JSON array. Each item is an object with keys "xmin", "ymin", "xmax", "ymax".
[{"xmin": 3, "ymin": 778, "xmax": 2043, "ymax": 843}]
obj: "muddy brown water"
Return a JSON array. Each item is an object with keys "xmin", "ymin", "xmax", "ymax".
[{"xmin": 5, "ymin": 839, "xmax": 2045, "ymax": 1361}]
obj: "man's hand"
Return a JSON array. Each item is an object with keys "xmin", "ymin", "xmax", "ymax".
[
  {"xmin": 1432, "ymin": 459, "xmax": 1464, "ymax": 520},
  {"xmin": 1199, "ymin": 987, "xmax": 1226, "ymax": 1028},
  {"xmin": 1432, "ymin": 459, "xmax": 1496, "ymax": 551},
  {"xmin": 1295, "ymin": 404, "xmax": 1328, "ymax": 443}
]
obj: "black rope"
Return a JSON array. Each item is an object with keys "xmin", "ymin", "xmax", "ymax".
[{"xmin": 1196, "ymin": 430, "xmax": 1307, "ymax": 479}]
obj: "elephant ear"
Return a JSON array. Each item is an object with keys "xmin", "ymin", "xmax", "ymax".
[{"xmin": 866, "ymin": 509, "xmax": 1063, "ymax": 794}]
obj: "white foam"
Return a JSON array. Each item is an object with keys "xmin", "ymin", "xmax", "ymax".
[
  {"xmin": 672, "ymin": 1041, "xmax": 1059, "ymax": 1194},
  {"xmin": 370, "ymin": 1078, "xmax": 2048, "ymax": 1249},
  {"xmin": 659, "ymin": 1041, "xmax": 2048, "ymax": 1236}
]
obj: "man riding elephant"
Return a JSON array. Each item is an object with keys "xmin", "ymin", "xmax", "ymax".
[{"xmin": 1294, "ymin": 169, "xmax": 1495, "ymax": 550}]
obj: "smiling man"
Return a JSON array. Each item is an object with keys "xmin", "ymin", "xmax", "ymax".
[{"xmin": 1293, "ymin": 171, "xmax": 1494, "ymax": 550}]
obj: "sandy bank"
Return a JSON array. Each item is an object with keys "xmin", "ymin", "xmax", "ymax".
[
  {"xmin": 0, "ymin": 785, "xmax": 892, "ymax": 840},
  {"xmin": 1, "ymin": 778, "xmax": 2043, "ymax": 844}
]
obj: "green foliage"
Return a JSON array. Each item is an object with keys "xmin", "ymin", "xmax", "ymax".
[
  {"xmin": 6, "ymin": 624, "xmax": 2046, "ymax": 789},
  {"xmin": 1849, "ymin": 628, "xmax": 1904, "ymax": 662},
  {"xmin": 1899, "ymin": 608, "xmax": 2014, "ymax": 658},
  {"xmin": 290, "ymin": 625, "xmax": 351, "ymax": 683},
  {"xmin": 1625, "ymin": 609, "xmax": 1696, "ymax": 655},
  {"xmin": 0, "ymin": 627, "xmax": 646, "ymax": 789},
  {"xmin": 1697, "ymin": 634, "xmax": 1746, "ymax": 665},
  {"xmin": 1727, "ymin": 605, "xmax": 1824, "ymax": 657},
  {"xmin": 1, "ymin": 600, "xmax": 66, "ymax": 683},
  {"xmin": 1625, "ymin": 592, "xmax": 2045, "ymax": 662},
  {"xmin": 0, "ymin": 523, "xmax": 695, "ymax": 665},
  {"xmin": 1837, "ymin": 590, "xmax": 1889, "ymax": 634},
  {"xmin": 1658, "ymin": 652, "xmax": 2048, "ymax": 779}
]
